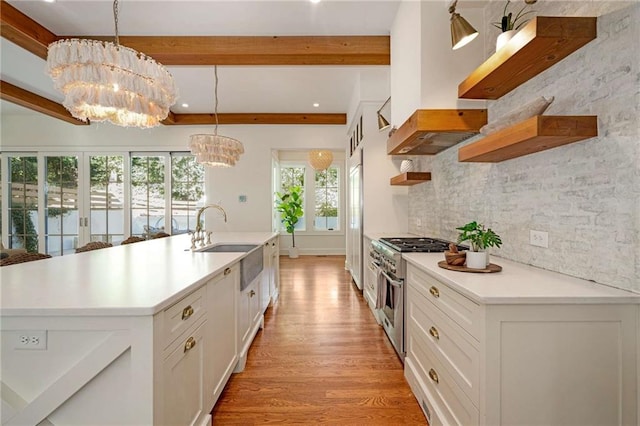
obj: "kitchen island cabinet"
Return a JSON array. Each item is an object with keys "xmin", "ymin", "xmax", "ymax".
[
  {"xmin": 402, "ymin": 253, "xmax": 640, "ymax": 426},
  {"xmin": 0, "ymin": 232, "xmax": 276, "ymax": 426}
]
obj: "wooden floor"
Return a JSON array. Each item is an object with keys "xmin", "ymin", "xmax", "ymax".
[{"xmin": 211, "ymin": 255, "xmax": 426, "ymax": 425}]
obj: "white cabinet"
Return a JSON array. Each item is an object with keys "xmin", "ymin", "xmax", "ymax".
[
  {"xmin": 162, "ymin": 319, "xmax": 207, "ymax": 426},
  {"xmin": 270, "ymin": 238, "xmax": 279, "ymax": 303},
  {"xmin": 362, "ymin": 237, "xmax": 380, "ymax": 323},
  {"xmin": 261, "ymin": 241, "xmax": 272, "ymax": 312},
  {"xmin": 235, "ymin": 273, "xmax": 264, "ymax": 372},
  {"xmin": 205, "ymin": 265, "xmax": 238, "ymax": 408},
  {"xmin": 404, "ymin": 263, "xmax": 639, "ymax": 426}
]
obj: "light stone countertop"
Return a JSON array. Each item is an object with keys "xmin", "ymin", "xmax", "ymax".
[
  {"xmin": 403, "ymin": 253, "xmax": 640, "ymax": 305},
  {"xmin": 0, "ymin": 232, "xmax": 277, "ymax": 317}
]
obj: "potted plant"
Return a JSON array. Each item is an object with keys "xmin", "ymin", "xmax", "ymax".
[
  {"xmin": 456, "ymin": 221, "xmax": 502, "ymax": 269},
  {"xmin": 275, "ymin": 185, "xmax": 304, "ymax": 258},
  {"xmin": 492, "ymin": 0, "xmax": 535, "ymax": 50}
]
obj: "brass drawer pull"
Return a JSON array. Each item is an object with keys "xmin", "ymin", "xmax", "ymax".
[
  {"xmin": 428, "ymin": 368, "xmax": 439, "ymax": 384},
  {"xmin": 249, "ymin": 289, "xmax": 256, "ymax": 297},
  {"xmin": 224, "ymin": 267, "xmax": 231, "ymax": 276},
  {"xmin": 184, "ymin": 336, "xmax": 197, "ymax": 353},
  {"xmin": 429, "ymin": 326, "xmax": 440, "ymax": 340},
  {"xmin": 181, "ymin": 305, "xmax": 194, "ymax": 320},
  {"xmin": 429, "ymin": 286, "xmax": 440, "ymax": 298}
]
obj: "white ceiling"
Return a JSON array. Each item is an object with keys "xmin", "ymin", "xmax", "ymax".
[{"xmin": 1, "ymin": 0, "xmax": 402, "ymax": 117}]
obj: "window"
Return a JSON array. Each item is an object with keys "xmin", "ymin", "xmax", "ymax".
[
  {"xmin": 277, "ymin": 158, "xmax": 340, "ymax": 233},
  {"xmin": 314, "ymin": 167, "xmax": 339, "ymax": 230},
  {"xmin": 278, "ymin": 165, "xmax": 305, "ymax": 231},
  {"xmin": 171, "ymin": 154, "xmax": 205, "ymax": 234},
  {"xmin": 130, "ymin": 155, "xmax": 166, "ymax": 238},
  {"xmin": 89, "ymin": 155, "xmax": 125, "ymax": 244},
  {"xmin": 44, "ymin": 155, "xmax": 80, "ymax": 256},
  {"xmin": 7, "ymin": 156, "xmax": 39, "ymax": 252}
]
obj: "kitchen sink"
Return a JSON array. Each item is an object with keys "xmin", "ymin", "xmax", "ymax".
[
  {"xmin": 197, "ymin": 243, "xmax": 263, "ymax": 291},
  {"xmin": 198, "ymin": 244, "xmax": 258, "ymax": 252}
]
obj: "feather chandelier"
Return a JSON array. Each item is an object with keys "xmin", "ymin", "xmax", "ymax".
[{"xmin": 46, "ymin": 0, "xmax": 177, "ymax": 128}]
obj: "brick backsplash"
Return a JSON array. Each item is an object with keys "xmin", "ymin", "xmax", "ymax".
[{"xmin": 408, "ymin": 2, "xmax": 639, "ymax": 292}]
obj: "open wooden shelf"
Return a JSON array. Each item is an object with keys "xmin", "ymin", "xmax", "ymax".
[
  {"xmin": 390, "ymin": 172, "xmax": 432, "ymax": 186},
  {"xmin": 458, "ymin": 16, "xmax": 597, "ymax": 100},
  {"xmin": 387, "ymin": 109, "xmax": 487, "ymax": 155},
  {"xmin": 458, "ymin": 115, "xmax": 597, "ymax": 162}
]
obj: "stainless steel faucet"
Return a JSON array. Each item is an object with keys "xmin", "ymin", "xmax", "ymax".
[{"xmin": 192, "ymin": 204, "xmax": 227, "ymax": 249}]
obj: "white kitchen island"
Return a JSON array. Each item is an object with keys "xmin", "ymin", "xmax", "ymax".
[
  {"xmin": 0, "ymin": 232, "xmax": 277, "ymax": 426},
  {"xmin": 402, "ymin": 253, "xmax": 640, "ymax": 426}
]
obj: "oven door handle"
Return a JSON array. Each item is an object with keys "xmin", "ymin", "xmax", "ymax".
[{"xmin": 381, "ymin": 269, "xmax": 403, "ymax": 288}]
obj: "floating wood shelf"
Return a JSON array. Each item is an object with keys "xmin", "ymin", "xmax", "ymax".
[
  {"xmin": 458, "ymin": 115, "xmax": 598, "ymax": 163},
  {"xmin": 390, "ymin": 172, "xmax": 432, "ymax": 186},
  {"xmin": 458, "ymin": 16, "xmax": 597, "ymax": 100},
  {"xmin": 387, "ymin": 109, "xmax": 487, "ymax": 155}
]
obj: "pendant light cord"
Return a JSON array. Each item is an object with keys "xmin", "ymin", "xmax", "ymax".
[
  {"xmin": 214, "ymin": 65, "xmax": 219, "ymax": 134},
  {"xmin": 113, "ymin": 0, "xmax": 120, "ymax": 46}
]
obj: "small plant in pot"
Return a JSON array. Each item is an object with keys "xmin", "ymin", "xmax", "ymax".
[
  {"xmin": 492, "ymin": 0, "xmax": 535, "ymax": 50},
  {"xmin": 456, "ymin": 221, "xmax": 502, "ymax": 269},
  {"xmin": 275, "ymin": 185, "xmax": 304, "ymax": 258}
]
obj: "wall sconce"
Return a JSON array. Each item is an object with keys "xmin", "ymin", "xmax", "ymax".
[
  {"xmin": 377, "ymin": 96, "xmax": 391, "ymax": 131},
  {"xmin": 449, "ymin": 0, "xmax": 479, "ymax": 50}
]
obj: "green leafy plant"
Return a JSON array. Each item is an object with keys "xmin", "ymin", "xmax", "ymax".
[
  {"xmin": 456, "ymin": 221, "xmax": 502, "ymax": 252},
  {"xmin": 275, "ymin": 185, "xmax": 304, "ymax": 248},
  {"xmin": 492, "ymin": 0, "xmax": 535, "ymax": 32}
]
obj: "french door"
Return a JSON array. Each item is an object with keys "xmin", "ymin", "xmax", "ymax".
[{"xmin": 2, "ymin": 152, "xmax": 127, "ymax": 256}]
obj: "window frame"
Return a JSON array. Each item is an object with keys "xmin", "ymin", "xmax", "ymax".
[{"xmin": 277, "ymin": 159, "xmax": 342, "ymax": 236}]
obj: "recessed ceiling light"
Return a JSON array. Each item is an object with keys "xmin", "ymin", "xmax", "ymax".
[
  {"xmin": 313, "ymin": 103, "xmax": 320, "ymax": 108},
  {"xmin": 181, "ymin": 103, "xmax": 189, "ymax": 108},
  {"xmin": 43, "ymin": 0, "xmax": 56, "ymax": 3},
  {"xmin": 310, "ymin": 0, "xmax": 321, "ymax": 3}
]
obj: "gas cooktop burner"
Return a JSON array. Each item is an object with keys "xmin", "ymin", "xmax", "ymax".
[{"xmin": 379, "ymin": 237, "xmax": 466, "ymax": 253}]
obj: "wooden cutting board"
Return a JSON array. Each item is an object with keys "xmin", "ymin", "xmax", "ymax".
[{"xmin": 438, "ymin": 260, "xmax": 502, "ymax": 273}]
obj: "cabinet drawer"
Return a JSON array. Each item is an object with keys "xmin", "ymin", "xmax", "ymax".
[
  {"xmin": 407, "ymin": 284, "xmax": 480, "ymax": 407},
  {"xmin": 408, "ymin": 264, "xmax": 481, "ymax": 340},
  {"xmin": 406, "ymin": 331, "xmax": 479, "ymax": 426},
  {"xmin": 163, "ymin": 286, "xmax": 206, "ymax": 349}
]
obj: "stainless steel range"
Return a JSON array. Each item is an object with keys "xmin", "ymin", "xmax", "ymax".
[{"xmin": 369, "ymin": 237, "xmax": 465, "ymax": 361}]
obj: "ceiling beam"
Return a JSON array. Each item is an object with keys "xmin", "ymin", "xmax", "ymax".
[
  {"xmin": 0, "ymin": 1, "xmax": 390, "ymax": 66},
  {"xmin": 1, "ymin": 83, "xmax": 344, "ymax": 126},
  {"xmin": 165, "ymin": 113, "xmax": 346, "ymax": 125},
  {"xmin": 0, "ymin": 1, "xmax": 59, "ymax": 59},
  {"xmin": 87, "ymin": 35, "xmax": 390, "ymax": 65},
  {"xmin": 0, "ymin": 80, "xmax": 88, "ymax": 125}
]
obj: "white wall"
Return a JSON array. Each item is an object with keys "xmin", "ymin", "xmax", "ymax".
[
  {"xmin": 1, "ymin": 111, "xmax": 348, "ymax": 254},
  {"xmin": 390, "ymin": 0, "xmax": 486, "ymax": 127}
]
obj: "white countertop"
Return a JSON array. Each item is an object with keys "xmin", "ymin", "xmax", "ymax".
[
  {"xmin": 403, "ymin": 253, "xmax": 640, "ymax": 305},
  {"xmin": 0, "ymin": 232, "xmax": 277, "ymax": 317}
]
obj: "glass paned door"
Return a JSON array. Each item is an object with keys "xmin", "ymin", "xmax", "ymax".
[
  {"xmin": 171, "ymin": 155, "xmax": 204, "ymax": 234},
  {"xmin": 88, "ymin": 155, "xmax": 125, "ymax": 244},
  {"xmin": 7, "ymin": 156, "xmax": 39, "ymax": 252},
  {"xmin": 44, "ymin": 155, "xmax": 80, "ymax": 256},
  {"xmin": 131, "ymin": 155, "xmax": 166, "ymax": 238}
]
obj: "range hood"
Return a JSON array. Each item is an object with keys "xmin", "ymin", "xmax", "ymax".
[{"xmin": 387, "ymin": 109, "xmax": 487, "ymax": 155}]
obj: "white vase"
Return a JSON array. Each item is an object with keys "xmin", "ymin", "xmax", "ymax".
[
  {"xmin": 466, "ymin": 251, "xmax": 487, "ymax": 269},
  {"xmin": 496, "ymin": 30, "xmax": 517, "ymax": 51},
  {"xmin": 400, "ymin": 159, "xmax": 414, "ymax": 173},
  {"xmin": 289, "ymin": 246, "xmax": 299, "ymax": 259}
]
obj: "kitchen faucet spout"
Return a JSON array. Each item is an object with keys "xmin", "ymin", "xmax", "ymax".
[{"xmin": 195, "ymin": 204, "xmax": 227, "ymax": 234}]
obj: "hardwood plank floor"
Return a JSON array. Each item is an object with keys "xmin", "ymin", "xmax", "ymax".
[{"xmin": 211, "ymin": 255, "xmax": 426, "ymax": 425}]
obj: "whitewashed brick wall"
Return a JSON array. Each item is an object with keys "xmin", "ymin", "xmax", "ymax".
[{"xmin": 408, "ymin": 2, "xmax": 639, "ymax": 292}]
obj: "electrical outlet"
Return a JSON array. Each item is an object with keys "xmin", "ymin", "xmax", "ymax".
[
  {"xmin": 15, "ymin": 331, "xmax": 47, "ymax": 350},
  {"xmin": 530, "ymin": 230, "xmax": 549, "ymax": 248},
  {"xmin": 416, "ymin": 218, "xmax": 422, "ymax": 227}
]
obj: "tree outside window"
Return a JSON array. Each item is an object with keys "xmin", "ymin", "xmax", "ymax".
[{"xmin": 314, "ymin": 167, "xmax": 339, "ymax": 231}]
